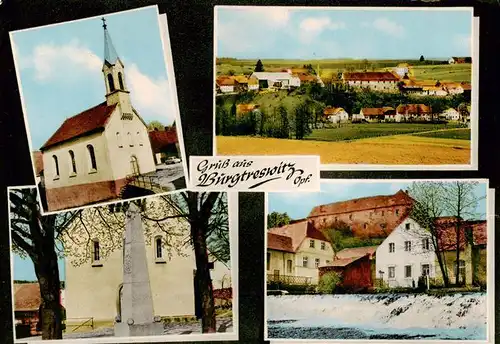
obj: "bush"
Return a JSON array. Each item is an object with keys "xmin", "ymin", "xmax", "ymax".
[{"xmin": 317, "ymin": 271, "xmax": 342, "ymax": 294}]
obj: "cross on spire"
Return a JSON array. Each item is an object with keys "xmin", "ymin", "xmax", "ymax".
[{"xmin": 102, "ymin": 17, "xmax": 120, "ymax": 65}]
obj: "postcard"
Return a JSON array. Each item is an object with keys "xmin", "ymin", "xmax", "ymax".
[
  {"xmin": 264, "ymin": 179, "xmax": 493, "ymax": 343},
  {"xmin": 214, "ymin": 7, "xmax": 478, "ymax": 170},
  {"xmin": 10, "ymin": 6, "xmax": 188, "ymax": 214}
]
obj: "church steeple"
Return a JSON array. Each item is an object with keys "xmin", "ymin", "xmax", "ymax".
[{"xmin": 101, "ymin": 18, "xmax": 131, "ymax": 111}]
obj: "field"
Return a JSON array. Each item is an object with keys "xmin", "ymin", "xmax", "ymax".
[
  {"xmin": 216, "ymin": 58, "xmax": 471, "ymax": 83},
  {"xmin": 306, "ymin": 124, "xmax": 465, "ymax": 142},
  {"xmin": 413, "ymin": 128, "xmax": 471, "ymax": 140},
  {"xmin": 216, "ymin": 134, "xmax": 470, "ymax": 165}
]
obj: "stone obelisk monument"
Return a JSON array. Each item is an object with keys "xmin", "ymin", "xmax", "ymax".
[{"xmin": 114, "ymin": 202, "xmax": 163, "ymax": 336}]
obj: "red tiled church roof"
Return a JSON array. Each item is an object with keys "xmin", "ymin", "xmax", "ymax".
[
  {"xmin": 148, "ymin": 128, "xmax": 178, "ymax": 154},
  {"xmin": 40, "ymin": 102, "xmax": 117, "ymax": 151},
  {"xmin": 309, "ymin": 190, "xmax": 414, "ymax": 218}
]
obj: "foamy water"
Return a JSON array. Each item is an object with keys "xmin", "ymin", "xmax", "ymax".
[{"xmin": 267, "ymin": 293, "xmax": 487, "ymax": 340}]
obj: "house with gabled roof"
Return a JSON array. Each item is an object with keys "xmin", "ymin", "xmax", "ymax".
[
  {"xmin": 360, "ymin": 107, "xmax": 396, "ymax": 122},
  {"xmin": 40, "ymin": 21, "xmax": 156, "ymax": 211},
  {"xmin": 267, "ymin": 220, "xmax": 334, "ymax": 284},
  {"xmin": 396, "ymin": 104, "xmax": 433, "ymax": 122},
  {"xmin": 323, "ymin": 106, "xmax": 349, "ymax": 123},
  {"xmin": 342, "ymin": 71, "xmax": 399, "ymax": 92}
]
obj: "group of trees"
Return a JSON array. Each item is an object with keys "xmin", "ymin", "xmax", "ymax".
[{"xmin": 10, "ymin": 188, "xmax": 230, "ymax": 339}]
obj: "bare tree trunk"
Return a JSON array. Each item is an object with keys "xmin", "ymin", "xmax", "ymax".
[
  {"xmin": 435, "ymin": 249, "xmax": 450, "ymax": 288},
  {"xmin": 191, "ymin": 217, "xmax": 216, "ymax": 333},
  {"xmin": 34, "ymin": 242, "xmax": 62, "ymax": 340}
]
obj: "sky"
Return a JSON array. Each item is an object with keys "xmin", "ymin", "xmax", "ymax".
[
  {"xmin": 268, "ymin": 180, "xmax": 488, "ymax": 221},
  {"xmin": 216, "ymin": 7, "xmax": 473, "ymax": 60},
  {"xmin": 12, "ymin": 6, "xmax": 175, "ymax": 149}
]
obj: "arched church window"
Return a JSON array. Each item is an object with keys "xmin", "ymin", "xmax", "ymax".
[
  {"xmin": 68, "ymin": 150, "xmax": 77, "ymax": 175},
  {"xmin": 118, "ymin": 72, "xmax": 124, "ymax": 90},
  {"xmin": 116, "ymin": 132, "xmax": 123, "ymax": 148},
  {"xmin": 108, "ymin": 74, "xmax": 115, "ymax": 92},
  {"xmin": 87, "ymin": 145, "xmax": 97, "ymax": 171},
  {"xmin": 52, "ymin": 155, "xmax": 59, "ymax": 177},
  {"xmin": 128, "ymin": 132, "xmax": 134, "ymax": 147},
  {"xmin": 155, "ymin": 236, "xmax": 163, "ymax": 259}
]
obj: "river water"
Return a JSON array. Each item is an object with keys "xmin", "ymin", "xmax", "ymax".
[{"xmin": 267, "ymin": 293, "xmax": 487, "ymax": 340}]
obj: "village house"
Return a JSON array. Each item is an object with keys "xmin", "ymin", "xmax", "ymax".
[
  {"xmin": 360, "ymin": 107, "xmax": 396, "ymax": 122},
  {"xmin": 448, "ymin": 57, "xmax": 472, "ymax": 64},
  {"xmin": 250, "ymin": 71, "xmax": 301, "ymax": 90},
  {"xmin": 307, "ymin": 190, "xmax": 414, "ymax": 239},
  {"xmin": 318, "ymin": 246, "xmax": 377, "ymax": 292},
  {"xmin": 148, "ymin": 127, "xmax": 180, "ymax": 165},
  {"xmin": 376, "ymin": 216, "xmax": 487, "ymax": 288},
  {"xmin": 267, "ymin": 220, "xmax": 334, "ymax": 285},
  {"xmin": 216, "ymin": 77, "xmax": 236, "ymax": 93},
  {"xmin": 323, "ymin": 106, "xmax": 349, "ymax": 124},
  {"xmin": 40, "ymin": 21, "xmax": 156, "ymax": 211},
  {"xmin": 396, "ymin": 104, "xmax": 433, "ymax": 122},
  {"xmin": 342, "ymin": 71, "xmax": 399, "ymax": 92},
  {"xmin": 376, "ymin": 217, "xmax": 437, "ymax": 288},
  {"xmin": 441, "ymin": 108, "xmax": 461, "ymax": 121},
  {"xmin": 247, "ymin": 76, "xmax": 259, "ymax": 91}
]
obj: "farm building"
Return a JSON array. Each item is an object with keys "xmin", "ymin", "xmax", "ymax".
[
  {"xmin": 441, "ymin": 108, "xmax": 461, "ymax": 121},
  {"xmin": 318, "ymin": 254, "xmax": 373, "ymax": 292},
  {"xmin": 448, "ymin": 57, "xmax": 472, "ymax": 64},
  {"xmin": 267, "ymin": 220, "xmax": 334, "ymax": 285},
  {"xmin": 396, "ymin": 104, "xmax": 433, "ymax": 122},
  {"xmin": 360, "ymin": 107, "xmax": 396, "ymax": 122},
  {"xmin": 323, "ymin": 106, "xmax": 349, "ymax": 123},
  {"xmin": 250, "ymin": 71, "xmax": 301, "ymax": 90},
  {"xmin": 342, "ymin": 71, "xmax": 399, "ymax": 92},
  {"xmin": 248, "ymin": 76, "xmax": 259, "ymax": 91},
  {"xmin": 216, "ymin": 77, "xmax": 236, "ymax": 93}
]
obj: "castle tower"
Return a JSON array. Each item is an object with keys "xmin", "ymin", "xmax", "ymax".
[{"xmin": 101, "ymin": 18, "xmax": 133, "ymax": 115}]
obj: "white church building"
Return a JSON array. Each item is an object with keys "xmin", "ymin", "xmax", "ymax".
[{"xmin": 40, "ymin": 20, "xmax": 156, "ymax": 211}]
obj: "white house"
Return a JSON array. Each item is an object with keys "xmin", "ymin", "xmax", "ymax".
[
  {"xmin": 216, "ymin": 77, "xmax": 236, "ymax": 93},
  {"xmin": 376, "ymin": 217, "xmax": 437, "ymax": 288},
  {"xmin": 40, "ymin": 20, "xmax": 156, "ymax": 212},
  {"xmin": 441, "ymin": 108, "xmax": 461, "ymax": 121},
  {"xmin": 323, "ymin": 107, "xmax": 349, "ymax": 124},
  {"xmin": 342, "ymin": 72, "xmax": 399, "ymax": 92},
  {"xmin": 251, "ymin": 72, "xmax": 301, "ymax": 90}
]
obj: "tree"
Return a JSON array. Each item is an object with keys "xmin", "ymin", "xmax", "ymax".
[
  {"xmin": 419, "ymin": 55, "xmax": 425, "ymax": 62},
  {"xmin": 322, "ymin": 220, "xmax": 351, "ymax": 259},
  {"xmin": 147, "ymin": 120, "xmax": 166, "ymax": 131},
  {"xmin": 267, "ymin": 211, "xmax": 292, "ymax": 229},
  {"xmin": 294, "ymin": 103, "xmax": 312, "ymax": 140},
  {"xmin": 277, "ymin": 106, "xmax": 289, "ymax": 139},
  {"xmin": 254, "ymin": 59, "xmax": 264, "ymax": 72},
  {"xmin": 440, "ymin": 181, "xmax": 484, "ymax": 285},
  {"xmin": 228, "ymin": 70, "xmax": 235, "ymax": 76},
  {"xmin": 317, "ymin": 271, "xmax": 342, "ymax": 294},
  {"xmin": 9, "ymin": 188, "xmax": 78, "ymax": 339},
  {"xmin": 408, "ymin": 181, "xmax": 484, "ymax": 287}
]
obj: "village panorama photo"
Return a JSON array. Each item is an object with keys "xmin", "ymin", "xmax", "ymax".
[
  {"xmin": 9, "ymin": 187, "xmax": 236, "ymax": 341},
  {"xmin": 265, "ymin": 179, "xmax": 493, "ymax": 341},
  {"xmin": 10, "ymin": 6, "xmax": 188, "ymax": 214},
  {"xmin": 214, "ymin": 7, "xmax": 477, "ymax": 169}
]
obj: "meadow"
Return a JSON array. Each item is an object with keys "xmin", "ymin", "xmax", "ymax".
[
  {"xmin": 216, "ymin": 58, "xmax": 471, "ymax": 83},
  {"xmin": 306, "ymin": 123, "xmax": 465, "ymax": 142},
  {"xmin": 216, "ymin": 134, "xmax": 470, "ymax": 165}
]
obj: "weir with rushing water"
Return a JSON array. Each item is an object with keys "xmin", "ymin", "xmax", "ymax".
[{"xmin": 267, "ymin": 293, "xmax": 487, "ymax": 340}]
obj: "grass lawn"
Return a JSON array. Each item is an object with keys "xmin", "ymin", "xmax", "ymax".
[
  {"xmin": 413, "ymin": 128, "xmax": 471, "ymax": 140},
  {"xmin": 306, "ymin": 123, "xmax": 465, "ymax": 142},
  {"xmin": 410, "ymin": 64, "xmax": 471, "ymax": 82},
  {"xmin": 216, "ymin": 135, "xmax": 470, "ymax": 165}
]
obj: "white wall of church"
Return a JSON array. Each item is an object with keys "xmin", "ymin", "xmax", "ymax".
[
  {"xmin": 42, "ymin": 132, "xmax": 113, "ymax": 190},
  {"xmin": 104, "ymin": 109, "xmax": 156, "ymax": 181},
  {"xmin": 65, "ymin": 234, "xmax": 196, "ymax": 322},
  {"xmin": 210, "ymin": 260, "xmax": 232, "ymax": 290}
]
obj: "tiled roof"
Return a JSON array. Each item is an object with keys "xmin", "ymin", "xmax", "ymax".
[
  {"xmin": 231, "ymin": 75, "xmax": 249, "ymax": 84},
  {"xmin": 237, "ymin": 104, "xmax": 258, "ymax": 114},
  {"xmin": 328, "ymin": 257, "xmax": 358, "ymax": 267},
  {"xmin": 216, "ymin": 77, "xmax": 236, "ymax": 86},
  {"xmin": 32, "ymin": 151, "xmax": 43, "ymax": 176},
  {"xmin": 344, "ymin": 71, "xmax": 399, "ymax": 82},
  {"xmin": 361, "ymin": 107, "xmax": 395, "ymax": 116},
  {"xmin": 267, "ymin": 232, "xmax": 294, "ymax": 252},
  {"xmin": 335, "ymin": 246, "xmax": 378, "ymax": 260},
  {"xmin": 148, "ymin": 128, "xmax": 178, "ymax": 153},
  {"xmin": 323, "ymin": 107, "xmax": 345, "ymax": 116},
  {"xmin": 436, "ymin": 218, "xmax": 487, "ymax": 251},
  {"xmin": 268, "ymin": 220, "xmax": 328, "ymax": 252},
  {"xmin": 14, "ymin": 283, "xmax": 41, "ymax": 312},
  {"xmin": 309, "ymin": 190, "xmax": 413, "ymax": 218},
  {"xmin": 40, "ymin": 102, "xmax": 117, "ymax": 151},
  {"xmin": 297, "ymin": 73, "xmax": 317, "ymax": 82},
  {"xmin": 396, "ymin": 104, "xmax": 432, "ymax": 114}
]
